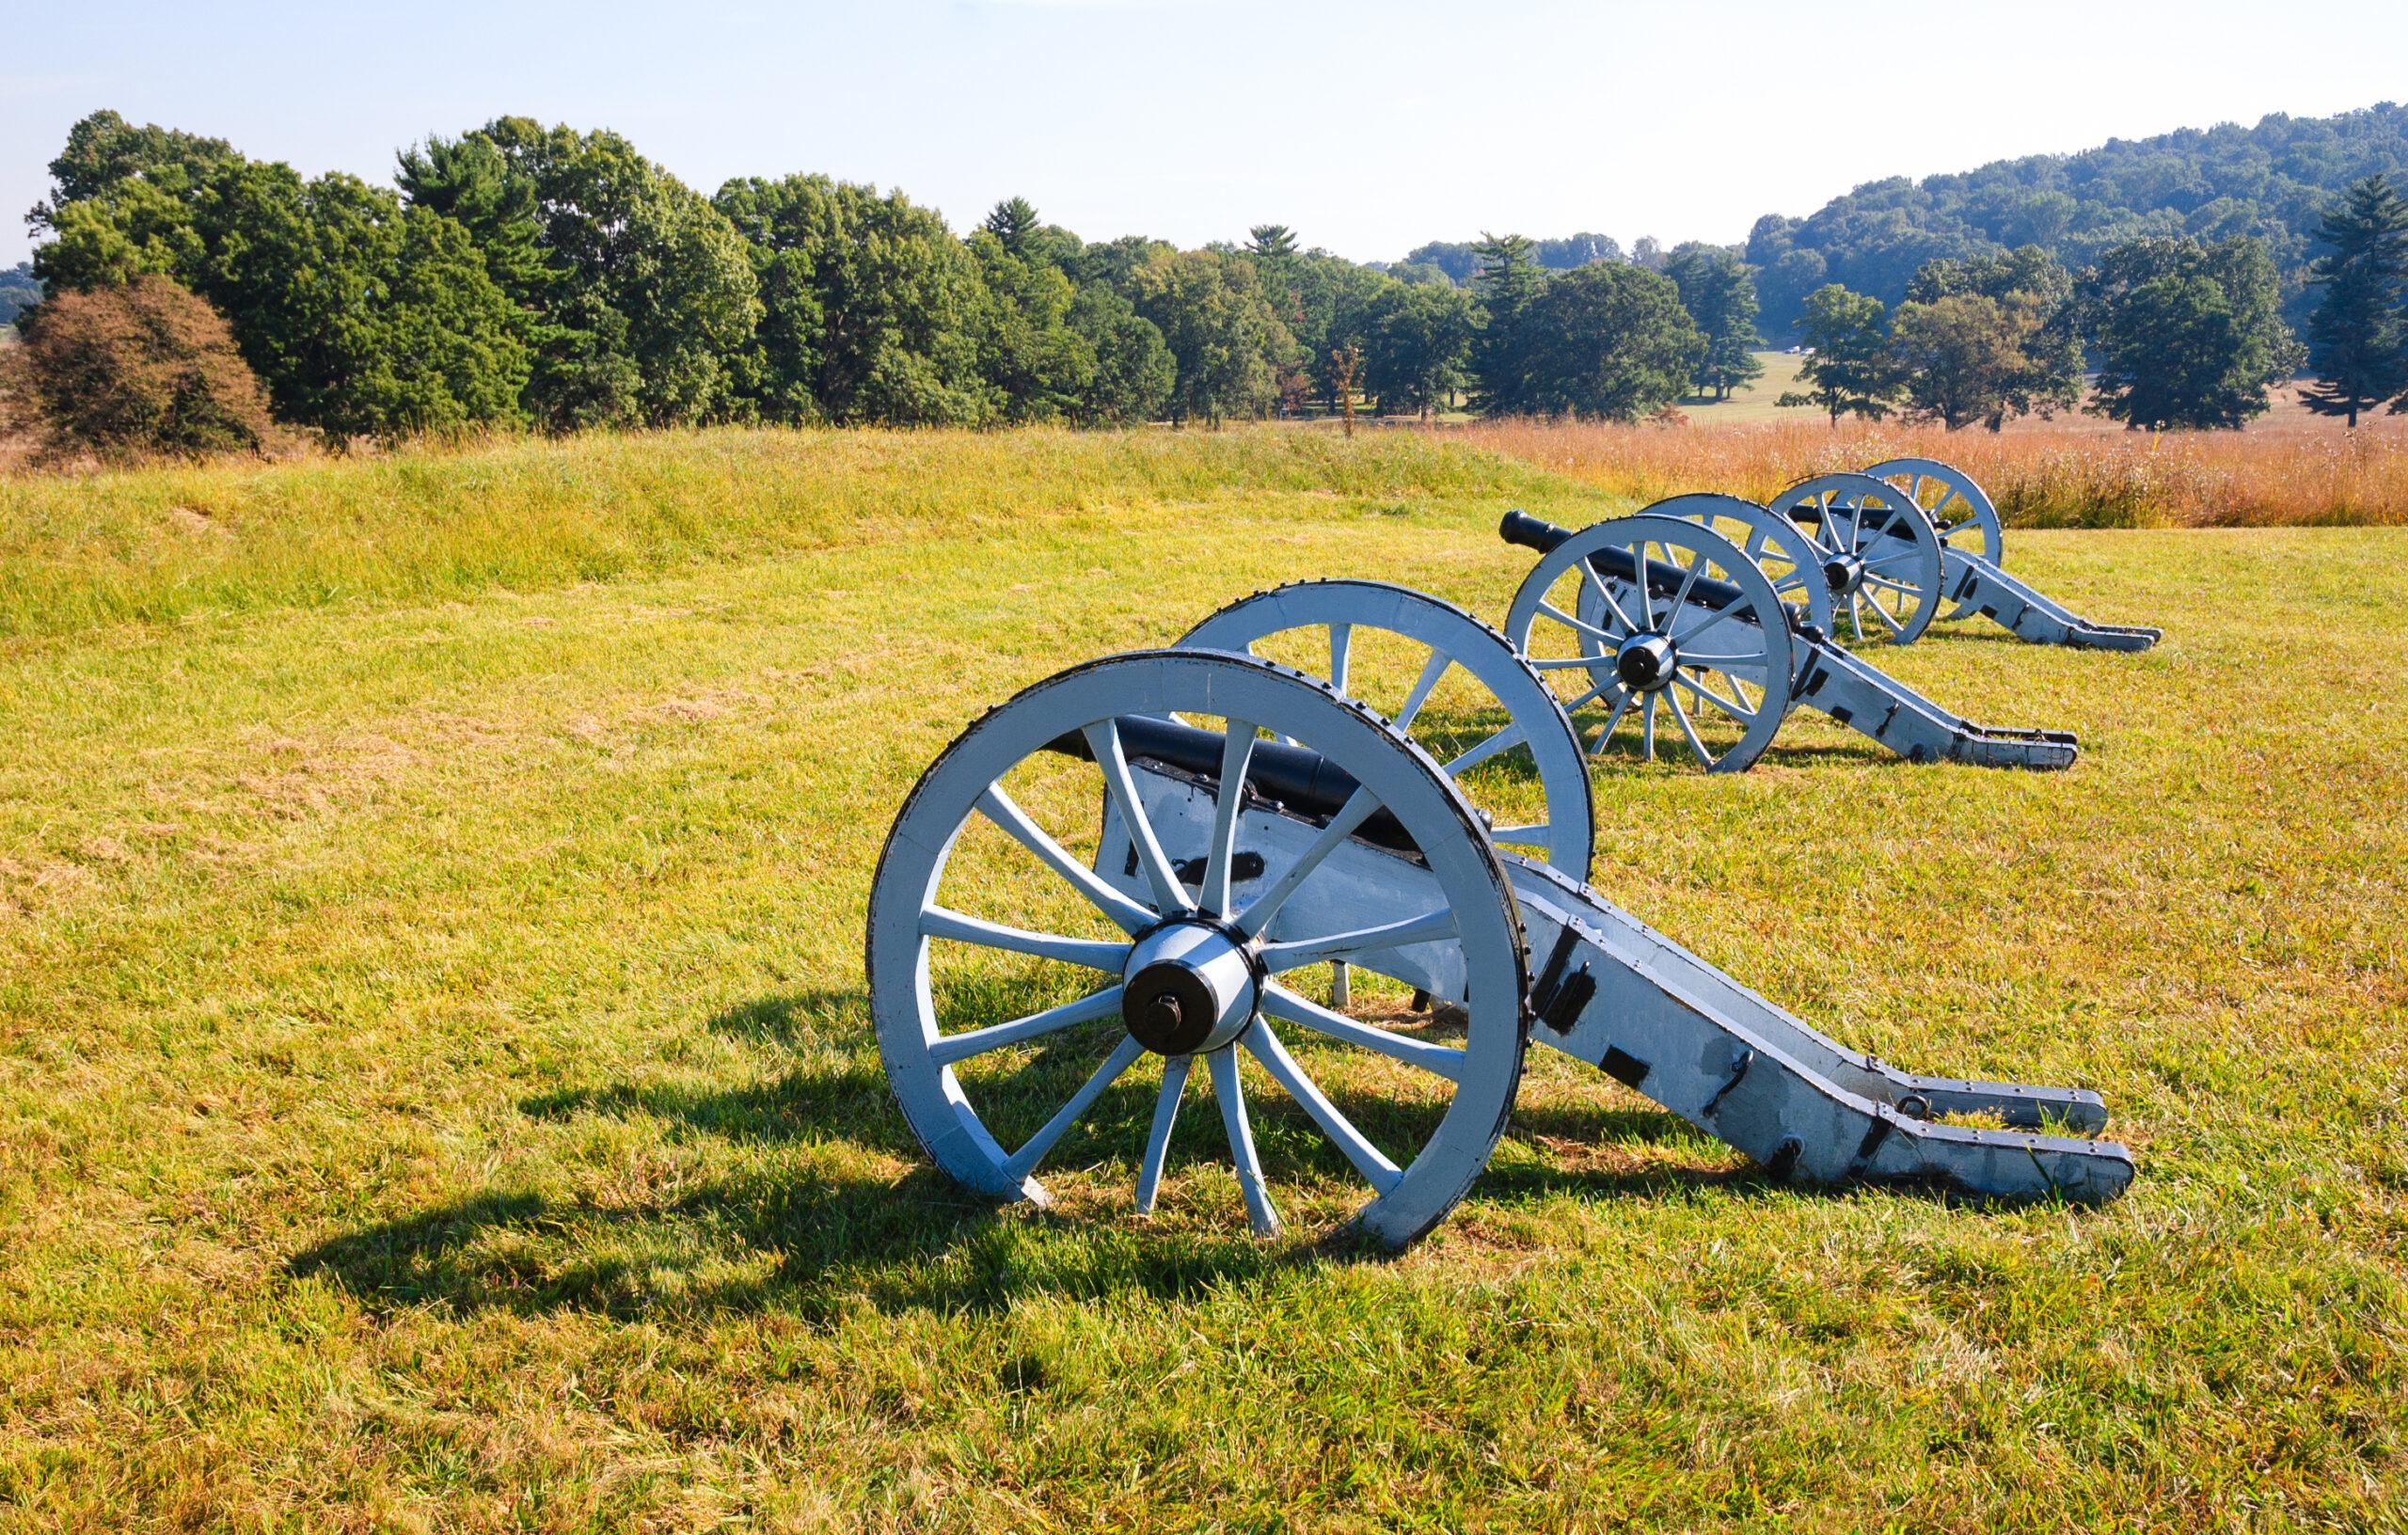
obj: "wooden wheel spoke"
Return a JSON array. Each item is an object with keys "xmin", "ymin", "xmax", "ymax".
[
  {"xmin": 1244, "ymin": 1022, "xmax": 1402, "ymax": 1195},
  {"xmin": 1085, "ymin": 720, "xmax": 1196, "ymax": 917},
  {"xmin": 1259, "ymin": 984, "xmax": 1465, "ymax": 1081},
  {"xmin": 930, "ymin": 986, "xmax": 1127, "ymax": 1068},
  {"xmin": 1001, "ymin": 1035, "xmax": 1148, "ymax": 1180},
  {"xmin": 1208, "ymin": 1047, "xmax": 1278, "ymax": 1236},
  {"xmin": 1259, "ymin": 908, "xmax": 1459, "ymax": 973},
  {"xmin": 978, "ymin": 784, "xmax": 1156, "ymax": 935},
  {"xmin": 921, "ymin": 907, "xmax": 1131, "ymax": 972}
]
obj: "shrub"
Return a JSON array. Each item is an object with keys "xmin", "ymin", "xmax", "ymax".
[{"xmin": 4, "ymin": 275, "xmax": 273, "ymax": 461}]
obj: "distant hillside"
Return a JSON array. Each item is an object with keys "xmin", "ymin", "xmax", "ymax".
[
  {"xmin": 0, "ymin": 263, "xmax": 39, "ymax": 327},
  {"xmin": 1749, "ymin": 102, "xmax": 2408, "ymax": 335},
  {"xmin": 1402, "ymin": 233, "xmax": 1626, "ymax": 283},
  {"xmin": 1401, "ymin": 103, "xmax": 2408, "ymax": 338}
]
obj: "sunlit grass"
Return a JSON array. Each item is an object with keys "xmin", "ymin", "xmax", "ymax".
[{"xmin": 0, "ymin": 428, "xmax": 2401, "ymax": 1530}]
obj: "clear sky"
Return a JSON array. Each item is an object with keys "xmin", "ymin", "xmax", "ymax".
[{"xmin": 8, "ymin": 1, "xmax": 2407, "ymax": 269}]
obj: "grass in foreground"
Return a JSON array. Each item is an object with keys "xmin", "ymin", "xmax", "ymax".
[{"xmin": 0, "ymin": 430, "xmax": 2403, "ymax": 1531}]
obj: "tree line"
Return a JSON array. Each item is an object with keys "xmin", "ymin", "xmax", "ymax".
[
  {"xmin": 7, "ymin": 111, "xmax": 2405, "ymax": 459},
  {"xmin": 7, "ymin": 112, "xmax": 1777, "ymax": 451},
  {"xmin": 1782, "ymin": 174, "xmax": 2408, "ymax": 433}
]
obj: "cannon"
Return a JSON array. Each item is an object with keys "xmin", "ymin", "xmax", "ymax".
[
  {"xmin": 867, "ymin": 648, "xmax": 2133, "ymax": 1245},
  {"xmin": 1497, "ymin": 509, "xmax": 2079, "ymax": 774},
  {"xmin": 1863, "ymin": 458, "xmax": 2162, "ymax": 651}
]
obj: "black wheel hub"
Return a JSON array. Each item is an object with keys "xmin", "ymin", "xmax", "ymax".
[
  {"xmin": 1821, "ymin": 553, "xmax": 1865, "ymax": 595},
  {"xmin": 1119, "ymin": 916, "xmax": 1264, "ymax": 1056},
  {"xmin": 1124, "ymin": 961, "xmax": 1219, "ymax": 1054},
  {"xmin": 1614, "ymin": 633, "xmax": 1678, "ymax": 692}
]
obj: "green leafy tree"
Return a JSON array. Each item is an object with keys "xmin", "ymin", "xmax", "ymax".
[
  {"xmin": 1516, "ymin": 262, "xmax": 1699, "ymax": 420},
  {"xmin": 1662, "ymin": 245, "xmax": 1763, "ymax": 399},
  {"xmin": 1901, "ymin": 245, "xmax": 2082, "ymax": 422},
  {"xmin": 1778, "ymin": 284, "xmax": 1902, "ymax": 423},
  {"xmin": 1064, "ymin": 284, "xmax": 1174, "ymax": 424},
  {"xmin": 2301, "ymin": 174, "xmax": 2408, "ymax": 427},
  {"xmin": 2083, "ymin": 235, "xmax": 2304, "ymax": 429},
  {"xmin": 404, "ymin": 119, "xmax": 761, "ymax": 430},
  {"xmin": 30, "ymin": 179, "xmax": 205, "ymax": 291},
  {"xmin": 28, "ymin": 110, "xmax": 239, "ymax": 227},
  {"xmin": 1280, "ymin": 254, "xmax": 1396, "ymax": 411},
  {"xmin": 1062, "ymin": 234, "xmax": 1175, "ymax": 293},
  {"xmin": 1887, "ymin": 293, "xmax": 2034, "ymax": 430},
  {"xmin": 1361, "ymin": 281, "xmax": 1476, "ymax": 418},
  {"xmin": 192, "ymin": 166, "xmax": 531, "ymax": 440},
  {"xmin": 1468, "ymin": 232, "xmax": 1545, "ymax": 413},
  {"xmin": 970, "ymin": 226, "xmax": 1091, "ymax": 423},
  {"xmin": 1126, "ymin": 249, "xmax": 1291, "ymax": 424},
  {"xmin": 32, "ymin": 114, "xmax": 530, "ymax": 442},
  {"xmin": 28, "ymin": 112, "xmax": 235, "ymax": 294},
  {"xmin": 714, "ymin": 173, "xmax": 991, "ymax": 425}
]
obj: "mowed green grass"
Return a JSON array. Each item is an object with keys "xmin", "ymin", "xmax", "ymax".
[
  {"xmin": 1, "ymin": 428, "xmax": 2403, "ymax": 1532},
  {"xmin": 1677, "ymin": 351, "xmax": 1810, "ymax": 422}
]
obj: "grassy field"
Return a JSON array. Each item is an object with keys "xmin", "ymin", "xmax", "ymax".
[{"xmin": 2, "ymin": 427, "xmax": 2404, "ymax": 1531}]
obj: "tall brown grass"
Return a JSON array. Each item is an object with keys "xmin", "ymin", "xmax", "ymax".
[{"xmin": 1455, "ymin": 416, "xmax": 2408, "ymax": 528}]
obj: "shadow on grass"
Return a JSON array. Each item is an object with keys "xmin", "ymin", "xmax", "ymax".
[
  {"xmin": 290, "ymin": 993, "xmax": 1372, "ymax": 1322},
  {"xmin": 704, "ymin": 986, "xmax": 869, "ymax": 1046},
  {"xmin": 1907, "ymin": 621, "xmax": 2025, "ymax": 646},
  {"xmin": 289, "ymin": 988, "xmax": 1978, "ymax": 1322},
  {"xmin": 285, "ymin": 1130, "xmax": 1353, "ymax": 1323},
  {"xmin": 1578, "ymin": 736, "xmax": 1896, "ymax": 776}
]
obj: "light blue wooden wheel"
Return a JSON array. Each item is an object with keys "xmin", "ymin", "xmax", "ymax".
[
  {"xmin": 1767, "ymin": 472, "xmax": 1945, "ymax": 646},
  {"xmin": 867, "ymin": 650, "xmax": 1529, "ymax": 1248},
  {"xmin": 1501, "ymin": 514, "xmax": 1794, "ymax": 774},
  {"xmin": 1865, "ymin": 456, "xmax": 2006, "ymax": 622}
]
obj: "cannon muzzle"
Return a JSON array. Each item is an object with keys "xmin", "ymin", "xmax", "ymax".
[{"xmin": 1499, "ymin": 508, "xmax": 1574, "ymax": 556}]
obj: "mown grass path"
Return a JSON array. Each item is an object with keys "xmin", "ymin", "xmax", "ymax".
[{"xmin": 1, "ymin": 431, "xmax": 2402, "ymax": 1531}]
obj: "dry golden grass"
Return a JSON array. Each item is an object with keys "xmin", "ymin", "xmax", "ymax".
[{"xmin": 1457, "ymin": 411, "xmax": 2408, "ymax": 529}]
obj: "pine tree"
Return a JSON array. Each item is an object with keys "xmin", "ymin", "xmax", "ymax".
[
  {"xmin": 2302, "ymin": 174, "xmax": 2408, "ymax": 428},
  {"xmin": 1663, "ymin": 246, "xmax": 1763, "ymax": 400},
  {"xmin": 1468, "ymin": 232, "xmax": 1544, "ymax": 414},
  {"xmin": 984, "ymin": 197, "xmax": 1042, "ymax": 258},
  {"xmin": 1244, "ymin": 225, "xmax": 1299, "ymax": 261}
]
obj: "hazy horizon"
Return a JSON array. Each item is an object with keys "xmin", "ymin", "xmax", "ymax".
[{"xmin": 8, "ymin": 1, "xmax": 2408, "ymax": 270}]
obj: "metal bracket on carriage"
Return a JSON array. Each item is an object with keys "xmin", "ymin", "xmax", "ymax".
[
  {"xmin": 1082, "ymin": 715, "xmax": 2132, "ymax": 1205},
  {"xmin": 1938, "ymin": 557, "xmax": 2166, "ymax": 652},
  {"xmin": 1792, "ymin": 641, "xmax": 2079, "ymax": 770},
  {"xmin": 1497, "ymin": 510, "xmax": 2079, "ymax": 771}
]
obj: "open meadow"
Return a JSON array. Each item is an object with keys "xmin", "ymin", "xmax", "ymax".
[{"xmin": 1, "ymin": 426, "xmax": 2404, "ymax": 1531}]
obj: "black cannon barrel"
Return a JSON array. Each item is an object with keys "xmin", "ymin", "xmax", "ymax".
[
  {"xmin": 1498, "ymin": 510, "xmax": 1760, "ymax": 619},
  {"xmin": 1045, "ymin": 715, "xmax": 1418, "ymax": 854},
  {"xmin": 1497, "ymin": 508, "xmax": 1576, "ymax": 557}
]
